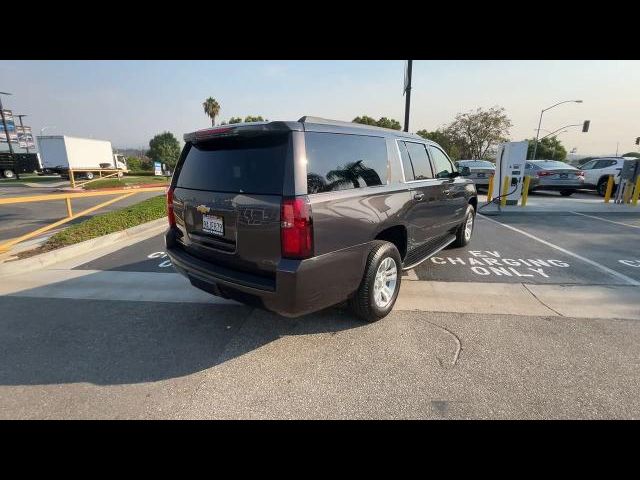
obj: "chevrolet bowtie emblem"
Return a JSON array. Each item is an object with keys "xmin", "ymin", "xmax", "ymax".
[{"xmin": 196, "ymin": 205, "xmax": 210, "ymax": 214}]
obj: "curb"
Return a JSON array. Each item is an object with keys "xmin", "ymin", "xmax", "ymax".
[
  {"xmin": 0, "ymin": 217, "xmax": 168, "ymax": 276},
  {"xmin": 59, "ymin": 184, "xmax": 168, "ymax": 193}
]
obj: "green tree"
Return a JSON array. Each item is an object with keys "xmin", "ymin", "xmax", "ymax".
[
  {"xmin": 446, "ymin": 106, "xmax": 512, "ymax": 159},
  {"xmin": 244, "ymin": 115, "xmax": 265, "ymax": 123},
  {"xmin": 202, "ymin": 97, "xmax": 221, "ymax": 126},
  {"xmin": 526, "ymin": 136, "xmax": 567, "ymax": 160},
  {"xmin": 126, "ymin": 156, "xmax": 143, "ymax": 171},
  {"xmin": 147, "ymin": 132, "xmax": 181, "ymax": 169},
  {"xmin": 622, "ymin": 152, "xmax": 640, "ymax": 158},
  {"xmin": 352, "ymin": 115, "xmax": 378, "ymax": 126},
  {"xmin": 416, "ymin": 129, "xmax": 462, "ymax": 160},
  {"xmin": 228, "ymin": 117, "xmax": 243, "ymax": 124},
  {"xmin": 352, "ymin": 116, "xmax": 402, "ymax": 130},
  {"xmin": 376, "ymin": 117, "xmax": 402, "ymax": 130}
]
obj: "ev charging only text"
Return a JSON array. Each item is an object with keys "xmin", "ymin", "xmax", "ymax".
[{"xmin": 429, "ymin": 250, "xmax": 570, "ymax": 278}]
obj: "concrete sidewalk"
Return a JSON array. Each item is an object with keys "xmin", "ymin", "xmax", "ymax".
[
  {"xmin": 477, "ymin": 193, "xmax": 639, "ymax": 214},
  {"xmin": 2, "ymin": 267, "xmax": 638, "ymax": 321}
]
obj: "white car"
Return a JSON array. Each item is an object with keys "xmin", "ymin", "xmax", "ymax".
[{"xmin": 580, "ymin": 157, "xmax": 625, "ymax": 196}]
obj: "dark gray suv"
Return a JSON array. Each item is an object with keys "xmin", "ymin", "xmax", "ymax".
[{"xmin": 165, "ymin": 117, "xmax": 477, "ymax": 322}]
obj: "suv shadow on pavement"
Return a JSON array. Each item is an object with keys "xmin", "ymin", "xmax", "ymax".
[{"xmin": 0, "ymin": 286, "xmax": 364, "ymax": 387}]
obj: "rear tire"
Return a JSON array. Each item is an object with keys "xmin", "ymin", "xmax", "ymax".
[
  {"xmin": 560, "ymin": 189, "xmax": 575, "ymax": 197},
  {"xmin": 85, "ymin": 172, "xmax": 95, "ymax": 180},
  {"xmin": 349, "ymin": 241, "xmax": 402, "ymax": 323},
  {"xmin": 452, "ymin": 204, "xmax": 475, "ymax": 248},
  {"xmin": 3, "ymin": 169, "xmax": 15, "ymax": 179},
  {"xmin": 597, "ymin": 178, "xmax": 609, "ymax": 197}
]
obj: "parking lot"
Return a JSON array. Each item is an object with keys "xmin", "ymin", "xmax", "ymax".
[
  {"xmin": 1, "ymin": 193, "xmax": 639, "ymax": 419},
  {"xmin": 74, "ymin": 210, "xmax": 640, "ymax": 287}
]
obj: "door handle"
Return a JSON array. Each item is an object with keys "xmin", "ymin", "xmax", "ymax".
[{"xmin": 413, "ymin": 192, "xmax": 425, "ymax": 201}]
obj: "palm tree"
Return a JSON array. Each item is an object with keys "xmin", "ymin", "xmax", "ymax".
[
  {"xmin": 326, "ymin": 160, "xmax": 382, "ymax": 190},
  {"xmin": 202, "ymin": 97, "xmax": 221, "ymax": 126}
]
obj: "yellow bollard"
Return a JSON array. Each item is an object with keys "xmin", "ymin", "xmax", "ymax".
[
  {"xmin": 487, "ymin": 175, "xmax": 494, "ymax": 202},
  {"xmin": 69, "ymin": 169, "xmax": 76, "ymax": 189},
  {"xmin": 65, "ymin": 197, "xmax": 73, "ymax": 218},
  {"xmin": 632, "ymin": 176, "xmax": 640, "ymax": 206},
  {"xmin": 500, "ymin": 176, "xmax": 510, "ymax": 208},
  {"xmin": 521, "ymin": 176, "xmax": 531, "ymax": 207},
  {"xmin": 604, "ymin": 175, "xmax": 614, "ymax": 203}
]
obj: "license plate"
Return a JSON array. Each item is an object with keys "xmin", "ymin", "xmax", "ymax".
[
  {"xmin": 202, "ymin": 214, "xmax": 224, "ymax": 236},
  {"xmin": 560, "ymin": 173, "xmax": 568, "ymax": 179},
  {"xmin": 477, "ymin": 173, "xmax": 486, "ymax": 178}
]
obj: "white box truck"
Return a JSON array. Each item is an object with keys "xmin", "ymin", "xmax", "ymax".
[{"xmin": 37, "ymin": 135, "xmax": 128, "ymax": 180}]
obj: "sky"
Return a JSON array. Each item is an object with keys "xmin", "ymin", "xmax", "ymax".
[{"xmin": 1, "ymin": 60, "xmax": 639, "ymax": 157}]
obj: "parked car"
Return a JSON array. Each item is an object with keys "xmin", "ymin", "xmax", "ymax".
[
  {"xmin": 454, "ymin": 160, "xmax": 495, "ymax": 188},
  {"xmin": 578, "ymin": 157, "xmax": 625, "ymax": 196},
  {"xmin": 525, "ymin": 160, "xmax": 584, "ymax": 196},
  {"xmin": 165, "ymin": 117, "xmax": 477, "ymax": 322}
]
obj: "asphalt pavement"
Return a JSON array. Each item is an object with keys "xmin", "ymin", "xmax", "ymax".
[
  {"xmin": 75, "ymin": 211, "xmax": 640, "ymax": 287},
  {"xmin": 1, "ymin": 195, "xmax": 639, "ymax": 419},
  {"xmin": 1, "ymin": 296, "xmax": 638, "ymax": 419}
]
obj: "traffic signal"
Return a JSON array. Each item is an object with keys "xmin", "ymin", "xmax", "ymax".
[
  {"xmin": 636, "ymin": 137, "xmax": 639, "ymax": 145},
  {"xmin": 582, "ymin": 120, "xmax": 590, "ymax": 133}
]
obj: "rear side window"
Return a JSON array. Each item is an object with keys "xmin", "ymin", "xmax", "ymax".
[
  {"xmin": 401, "ymin": 141, "xmax": 433, "ymax": 180},
  {"xmin": 398, "ymin": 141, "xmax": 415, "ymax": 180},
  {"xmin": 175, "ymin": 133, "xmax": 290, "ymax": 194},
  {"xmin": 305, "ymin": 132, "xmax": 388, "ymax": 194}
]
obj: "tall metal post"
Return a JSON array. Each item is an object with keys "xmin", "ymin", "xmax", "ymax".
[{"xmin": 403, "ymin": 60, "xmax": 413, "ymax": 132}]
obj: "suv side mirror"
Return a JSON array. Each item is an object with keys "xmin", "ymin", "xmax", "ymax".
[
  {"xmin": 460, "ymin": 166, "xmax": 471, "ymax": 176},
  {"xmin": 450, "ymin": 171, "xmax": 461, "ymax": 178}
]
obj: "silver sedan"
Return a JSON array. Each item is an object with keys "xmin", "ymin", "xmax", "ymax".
[
  {"xmin": 525, "ymin": 160, "xmax": 585, "ymax": 196},
  {"xmin": 455, "ymin": 160, "xmax": 495, "ymax": 187}
]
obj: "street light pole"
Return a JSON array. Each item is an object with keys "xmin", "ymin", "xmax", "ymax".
[
  {"xmin": 403, "ymin": 60, "xmax": 413, "ymax": 132},
  {"xmin": 0, "ymin": 91, "xmax": 19, "ymax": 179},
  {"xmin": 531, "ymin": 99, "xmax": 583, "ymax": 160}
]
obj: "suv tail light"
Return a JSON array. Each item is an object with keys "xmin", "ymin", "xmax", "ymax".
[
  {"xmin": 167, "ymin": 187, "xmax": 176, "ymax": 227},
  {"xmin": 536, "ymin": 170, "xmax": 552, "ymax": 177},
  {"xmin": 281, "ymin": 197, "xmax": 313, "ymax": 259},
  {"xmin": 576, "ymin": 171, "xmax": 585, "ymax": 177}
]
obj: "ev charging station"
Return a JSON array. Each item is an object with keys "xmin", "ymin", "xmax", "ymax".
[{"xmin": 493, "ymin": 141, "xmax": 528, "ymax": 206}]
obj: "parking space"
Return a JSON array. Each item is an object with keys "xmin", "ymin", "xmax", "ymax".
[{"xmin": 75, "ymin": 210, "xmax": 640, "ymax": 287}]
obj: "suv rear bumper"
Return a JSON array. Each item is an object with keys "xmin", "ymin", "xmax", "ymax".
[{"xmin": 165, "ymin": 229, "xmax": 370, "ymax": 317}]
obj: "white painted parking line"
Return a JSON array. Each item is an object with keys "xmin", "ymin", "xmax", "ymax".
[
  {"xmin": 479, "ymin": 214, "xmax": 640, "ymax": 287},
  {"xmin": 570, "ymin": 211, "xmax": 640, "ymax": 229}
]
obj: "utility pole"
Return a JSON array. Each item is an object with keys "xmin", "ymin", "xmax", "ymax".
[
  {"xmin": 403, "ymin": 60, "xmax": 413, "ymax": 132},
  {"xmin": 0, "ymin": 91, "xmax": 19, "ymax": 180}
]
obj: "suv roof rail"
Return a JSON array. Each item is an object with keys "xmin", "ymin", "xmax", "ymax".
[{"xmin": 298, "ymin": 115, "xmax": 424, "ymax": 138}]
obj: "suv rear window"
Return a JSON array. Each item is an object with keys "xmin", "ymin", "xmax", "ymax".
[
  {"xmin": 305, "ymin": 132, "xmax": 388, "ymax": 194},
  {"xmin": 175, "ymin": 133, "xmax": 290, "ymax": 194}
]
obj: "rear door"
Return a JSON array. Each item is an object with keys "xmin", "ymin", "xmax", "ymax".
[
  {"xmin": 398, "ymin": 140, "xmax": 447, "ymax": 248},
  {"xmin": 171, "ymin": 131, "xmax": 291, "ymax": 278}
]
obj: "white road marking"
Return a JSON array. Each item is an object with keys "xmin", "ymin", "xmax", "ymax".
[
  {"xmin": 571, "ymin": 211, "xmax": 640, "ymax": 230},
  {"xmin": 479, "ymin": 214, "xmax": 640, "ymax": 287}
]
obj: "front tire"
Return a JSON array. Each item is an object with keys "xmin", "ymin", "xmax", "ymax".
[
  {"xmin": 349, "ymin": 241, "xmax": 402, "ymax": 323},
  {"xmin": 3, "ymin": 169, "xmax": 15, "ymax": 179},
  {"xmin": 452, "ymin": 204, "xmax": 475, "ymax": 248},
  {"xmin": 85, "ymin": 172, "xmax": 95, "ymax": 180}
]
